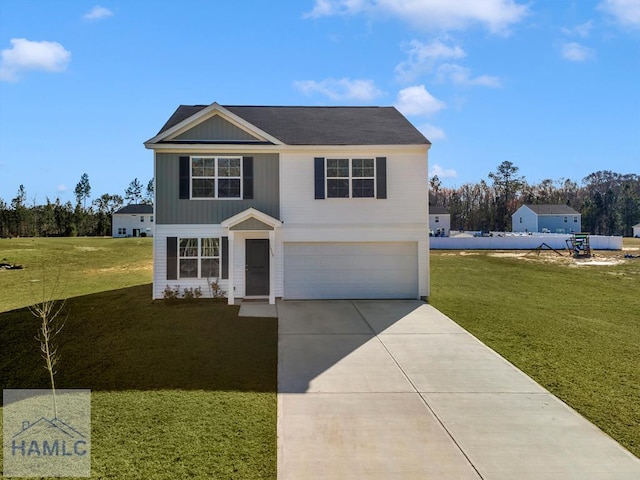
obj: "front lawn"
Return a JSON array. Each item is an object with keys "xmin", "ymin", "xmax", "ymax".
[
  {"xmin": 0, "ymin": 237, "xmax": 153, "ymax": 313},
  {"xmin": 0, "ymin": 284, "xmax": 277, "ymax": 479}
]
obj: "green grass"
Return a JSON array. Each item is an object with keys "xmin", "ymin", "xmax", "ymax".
[
  {"xmin": 0, "ymin": 237, "xmax": 153, "ymax": 313},
  {"xmin": 430, "ymin": 243, "xmax": 640, "ymax": 458},
  {"xmin": 0, "ymin": 237, "xmax": 277, "ymax": 479}
]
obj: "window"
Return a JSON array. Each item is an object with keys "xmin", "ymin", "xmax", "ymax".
[
  {"xmin": 118, "ymin": 228, "xmax": 126, "ymax": 235},
  {"xmin": 140, "ymin": 216, "xmax": 145, "ymax": 222},
  {"xmin": 564, "ymin": 216, "xmax": 568, "ymax": 223},
  {"xmin": 435, "ymin": 216, "xmax": 440, "ymax": 223},
  {"xmin": 574, "ymin": 216, "xmax": 577, "ymax": 223},
  {"xmin": 150, "ymin": 216, "xmax": 154, "ymax": 222},
  {"xmin": 191, "ymin": 156, "xmax": 241, "ymax": 199},
  {"xmin": 326, "ymin": 158, "xmax": 375, "ymax": 198},
  {"xmin": 179, "ymin": 237, "xmax": 220, "ymax": 278},
  {"xmin": 519, "ymin": 217, "xmax": 523, "ymax": 223}
]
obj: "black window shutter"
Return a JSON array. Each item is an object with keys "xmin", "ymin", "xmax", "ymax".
[
  {"xmin": 314, "ymin": 157, "xmax": 325, "ymax": 199},
  {"xmin": 376, "ymin": 157, "xmax": 387, "ymax": 199},
  {"xmin": 243, "ymin": 157, "xmax": 254, "ymax": 199},
  {"xmin": 221, "ymin": 236, "xmax": 229, "ymax": 279},
  {"xmin": 167, "ymin": 237, "xmax": 177, "ymax": 280},
  {"xmin": 179, "ymin": 156, "xmax": 190, "ymax": 199}
]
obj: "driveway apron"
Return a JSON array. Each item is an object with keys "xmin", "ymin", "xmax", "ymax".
[{"xmin": 277, "ymin": 300, "xmax": 640, "ymax": 480}]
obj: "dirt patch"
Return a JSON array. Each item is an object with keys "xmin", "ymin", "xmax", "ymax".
[{"xmin": 75, "ymin": 246, "xmax": 102, "ymax": 252}]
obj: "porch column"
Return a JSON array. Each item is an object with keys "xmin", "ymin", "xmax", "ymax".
[
  {"xmin": 227, "ymin": 230, "xmax": 235, "ymax": 305},
  {"xmin": 268, "ymin": 230, "xmax": 275, "ymax": 305}
]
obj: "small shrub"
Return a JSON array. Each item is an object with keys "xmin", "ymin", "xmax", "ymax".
[
  {"xmin": 162, "ymin": 285, "xmax": 181, "ymax": 301},
  {"xmin": 182, "ymin": 287, "xmax": 202, "ymax": 300},
  {"xmin": 209, "ymin": 279, "xmax": 227, "ymax": 299}
]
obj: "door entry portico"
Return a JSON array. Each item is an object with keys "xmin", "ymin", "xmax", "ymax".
[{"xmin": 246, "ymin": 239, "xmax": 270, "ymax": 296}]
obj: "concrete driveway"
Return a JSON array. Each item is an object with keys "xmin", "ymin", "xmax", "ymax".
[{"xmin": 277, "ymin": 300, "xmax": 640, "ymax": 479}]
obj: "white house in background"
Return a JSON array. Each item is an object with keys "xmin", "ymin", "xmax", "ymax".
[
  {"xmin": 112, "ymin": 204, "xmax": 154, "ymax": 237},
  {"xmin": 429, "ymin": 206, "xmax": 450, "ymax": 237},
  {"xmin": 144, "ymin": 102, "xmax": 430, "ymax": 304},
  {"xmin": 633, "ymin": 223, "xmax": 640, "ymax": 238},
  {"xmin": 512, "ymin": 204, "xmax": 581, "ymax": 233}
]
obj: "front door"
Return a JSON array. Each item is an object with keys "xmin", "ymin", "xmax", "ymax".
[{"xmin": 246, "ymin": 239, "xmax": 269, "ymax": 296}]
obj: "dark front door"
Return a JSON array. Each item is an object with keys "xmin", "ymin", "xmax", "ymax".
[{"xmin": 246, "ymin": 239, "xmax": 270, "ymax": 296}]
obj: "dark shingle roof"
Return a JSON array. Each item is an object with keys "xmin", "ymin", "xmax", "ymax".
[
  {"xmin": 157, "ymin": 105, "xmax": 430, "ymax": 146},
  {"xmin": 429, "ymin": 206, "xmax": 449, "ymax": 215},
  {"xmin": 525, "ymin": 204, "xmax": 580, "ymax": 215},
  {"xmin": 114, "ymin": 204, "xmax": 153, "ymax": 215}
]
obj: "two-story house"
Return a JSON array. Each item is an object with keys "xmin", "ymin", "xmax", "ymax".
[
  {"xmin": 144, "ymin": 103, "xmax": 430, "ymax": 304},
  {"xmin": 512, "ymin": 204, "xmax": 582, "ymax": 234}
]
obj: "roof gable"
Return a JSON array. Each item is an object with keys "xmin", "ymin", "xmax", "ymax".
[
  {"xmin": 146, "ymin": 103, "xmax": 430, "ymax": 147},
  {"xmin": 144, "ymin": 103, "xmax": 282, "ymax": 146}
]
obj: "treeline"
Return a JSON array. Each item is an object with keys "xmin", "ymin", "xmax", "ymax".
[
  {"xmin": 0, "ymin": 175, "xmax": 153, "ymax": 238},
  {"xmin": 431, "ymin": 164, "xmax": 639, "ymax": 236}
]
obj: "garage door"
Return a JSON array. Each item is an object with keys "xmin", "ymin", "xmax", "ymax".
[{"xmin": 283, "ymin": 242, "xmax": 418, "ymax": 300}]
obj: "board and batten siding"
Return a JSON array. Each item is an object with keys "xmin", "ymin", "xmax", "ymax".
[
  {"xmin": 155, "ymin": 152, "xmax": 279, "ymax": 224},
  {"xmin": 280, "ymin": 150, "xmax": 428, "ymax": 226},
  {"xmin": 173, "ymin": 115, "xmax": 258, "ymax": 142}
]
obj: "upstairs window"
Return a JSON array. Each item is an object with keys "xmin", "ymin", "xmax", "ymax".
[
  {"xmin": 140, "ymin": 216, "xmax": 145, "ymax": 222},
  {"xmin": 326, "ymin": 158, "xmax": 375, "ymax": 198},
  {"xmin": 191, "ymin": 156, "xmax": 242, "ymax": 199}
]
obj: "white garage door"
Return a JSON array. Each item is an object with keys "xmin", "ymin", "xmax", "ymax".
[{"xmin": 283, "ymin": 242, "xmax": 418, "ymax": 300}]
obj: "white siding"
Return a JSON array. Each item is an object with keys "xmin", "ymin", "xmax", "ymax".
[
  {"xmin": 113, "ymin": 214, "xmax": 154, "ymax": 237},
  {"xmin": 153, "ymin": 224, "xmax": 229, "ymax": 299},
  {"xmin": 429, "ymin": 213, "xmax": 451, "ymax": 236},
  {"xmin": 280, "ymin": 149, "xmax": 428, "ymax": 225}
]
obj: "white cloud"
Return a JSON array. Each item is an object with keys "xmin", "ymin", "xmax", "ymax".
[
  {"xmin": 562, "ymin": 20, "xmax": 594, "ymax": 37},
  {"xmin": 599, "ymin": 0, "xmax": 640, "ymax": 28},
  {"xmin": 305, "ymin": 0, "xmax": 528, "ymax": 34},
  {"xmin": 429, "ymin": 163, "xmax": 458, "ymax": 178},
  {"xmin": 420, "ymin": 123, "xmax": 446, "ymax": 141},
  {"xmin": 561, "ymin": 42, "xmax": 595, "ymax": 62},
  {"xmin": 395, "ymin": 85, "xmax": 445, "ymax": 116},
  {"xmin": 395, "ymin": 39, "xmax": 466, "ymax": 82},
  {"xmin": 57, "ymin": 184, "xmax": 68, "ymax": 193},
  {"xmin": 437, "ymin": 63, "xmax": 501, "ymax": 87},
  {"xmin": 0, "ymin": 38, "xmax": 71, "ymax": 82},
  {"xmin": 294, "ymin": 77, "xmax": 383, "ymax": 101},
  {"xmin": 83, "ymin": 5, "xmax": 114, "ymax": 21}
]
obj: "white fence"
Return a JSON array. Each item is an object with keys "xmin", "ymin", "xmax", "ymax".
[{"xmin": 430, "ymin": 233, "xmax": 622, "ymax": 250}]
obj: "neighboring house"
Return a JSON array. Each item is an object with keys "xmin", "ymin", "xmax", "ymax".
[
  {"xmin": 512, "ymin": 204, "xmax": 581, "ymax": 233},
  {"xmin": 633, "ymin": 223, "xmax": 640, "ymax": 238},
  {"xmin": 112, "ymin": 204, "xmax": 154, "ymax": 237},
  {"xmin": 144, "ymin": 102, "xmax": 430, "ymax": 304},
  {"xmin": 429, "ymin": 206, "xmax": 450, "ymax": 237}
]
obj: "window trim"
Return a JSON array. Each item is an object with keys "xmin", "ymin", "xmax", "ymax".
[
  {"xmin": 190, "ymin": 155, "xmax": 243, "ymax": 200},
  {"xmin": 325, "ymin": 157, "xmax": 376, "ymax": 199},
  {"xmin": 178, "ymin": 237, "xmax": 221, "ymax": 279}
]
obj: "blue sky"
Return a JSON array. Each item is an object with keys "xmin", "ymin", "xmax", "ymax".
[{"xmin": 1, "ymin": 0, "xmax": 639, "ymax": 205}]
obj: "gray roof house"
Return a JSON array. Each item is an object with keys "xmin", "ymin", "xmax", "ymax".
[
  {"xmin": 512, "ymin": 204, "xmax": 581, "ymax": 233},
  {"xmin": 144, "ymin": 102, "xmax": 430, "ymax": 304}
]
